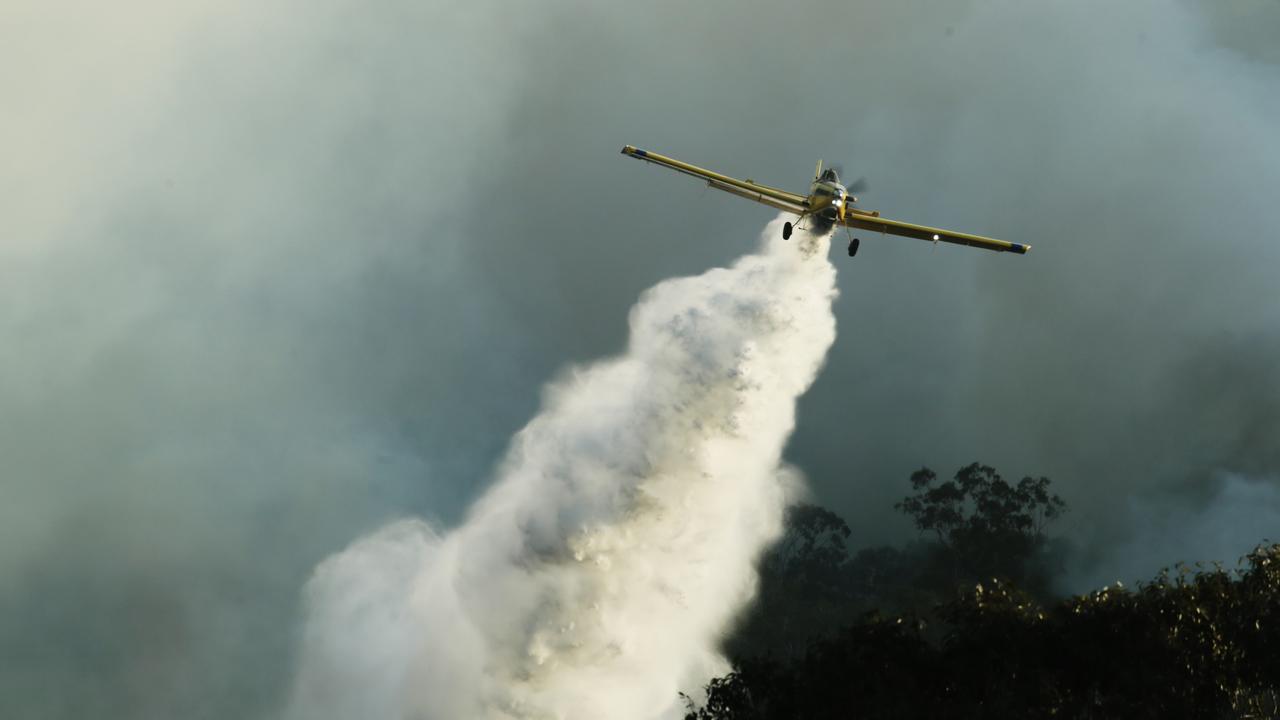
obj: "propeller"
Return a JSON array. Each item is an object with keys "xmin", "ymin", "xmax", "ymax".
[{"xmin": 846, "ymin": 176, "xmax": 869, "ymax": 194}]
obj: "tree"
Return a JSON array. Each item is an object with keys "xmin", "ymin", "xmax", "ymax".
[
  {"xmin": 729, "ymin": 464, "xmax": 1068, "ymax": 662},
  {"xmin": 725, "ymin": 504, "xmax": 855, "ymax": 660},
  {"xmin": 895, "ymin": 462, "xmax": 1066, "ymax": 595},
  {"xmin": 690, "ymin": 545, "xmax": 1280, "ymax": 719}
]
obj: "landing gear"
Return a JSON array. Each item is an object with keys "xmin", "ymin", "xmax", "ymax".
[
  {"xmin": 847, "ymin": 237, "xmax": 860, "ymax": 257},
  {"xmin": 782, "ymin": 222, "xmax": 793, "ymax": 240}
]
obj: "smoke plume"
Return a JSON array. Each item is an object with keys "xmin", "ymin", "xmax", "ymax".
[
  {"xmin": 287, "ymin": 218, "xmax": 838, "ymax": 719},
  {"xmin": 1069, "ymin": 471, "xmax": 1280, "ymax": 592}
]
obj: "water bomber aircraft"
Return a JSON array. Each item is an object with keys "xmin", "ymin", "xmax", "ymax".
[{"xmin": 620, "ymin": 145, "xmax": 1028, "ymax": 258}]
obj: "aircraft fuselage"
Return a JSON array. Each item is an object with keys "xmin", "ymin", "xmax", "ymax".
[{"xmin": 807, "ymin": 179, "xmax": 847, "ymax": 229}]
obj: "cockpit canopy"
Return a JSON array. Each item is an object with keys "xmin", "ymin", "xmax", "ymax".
[{"xmin": 812, "ymin": 181, "xmax": 846, "ymax": 200}]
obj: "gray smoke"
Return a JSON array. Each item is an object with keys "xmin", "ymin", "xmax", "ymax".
[
  {"xmin": 1071, "ymin": 472, "xmax": 1280, "ymax": 591},
  {"xmin": 4, "ymin": 0, "xmax": 1280, "ymax": 716}
]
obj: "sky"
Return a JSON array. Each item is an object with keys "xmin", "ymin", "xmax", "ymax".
[{"xmin": 3, "ymin": 0, "xmax": 1279, "ymax": 717}]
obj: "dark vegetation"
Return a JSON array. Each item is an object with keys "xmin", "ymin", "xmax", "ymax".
[{"xmin": 688, "ymin": 463, "xmax": 1280, "ymax": 719}]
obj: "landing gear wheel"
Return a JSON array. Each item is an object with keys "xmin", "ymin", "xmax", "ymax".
[
  {"xmin": 782, "ymin": 222, "xmax": 793, "ymax": 240},
  {"xmin": 847, "ymin": 237, "xmax": 860, "ymax": 257}
]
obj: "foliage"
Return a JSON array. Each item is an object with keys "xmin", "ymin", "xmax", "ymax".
[
  {"xmin": 724, "ymin": 504, "xmax": 858, "ymax": 660},
  {"xmin": 727, "ymin": 463, "xmax": 1067, "ymax": 662},
  {"xmin": 896, "ymin": 463, "xmax": 1066, "ymax": 593},
  {"xmin": 692, "ymin": 545, "xmax": 1280, "ymax": 719}
]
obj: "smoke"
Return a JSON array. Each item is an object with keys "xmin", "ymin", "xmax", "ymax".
[
  {"xmin": 1069, "ymin": 472, "xmax": 1280, "ymax": 592},
  {"xmin": 287, "ymin": 219, "xmax": 837, "ymax": 719},
  {"xmin": 9, "ymin": 0, "xmax": 1278, "ymax": 714}
]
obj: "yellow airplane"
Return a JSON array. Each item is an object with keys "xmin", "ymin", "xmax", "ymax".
[{"xmin": 620, "ymin": 145, "xmax": 1028, "ymax": 257}]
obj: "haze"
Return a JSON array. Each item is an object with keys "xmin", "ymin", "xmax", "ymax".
[{"xmin": 2, "ymin": 0, "xmax": 1278, "ymax": 717}]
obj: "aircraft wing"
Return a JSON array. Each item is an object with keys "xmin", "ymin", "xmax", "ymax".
[
  {"xmin": 841, "ymin": 211, "xmax": 1029, "ymax": 254},
  {"xmin": 621, "ymin": 145, "xmax": 808, "ymax": 214}
]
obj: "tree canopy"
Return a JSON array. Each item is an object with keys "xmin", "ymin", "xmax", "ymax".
[
  {"xmin": 690, "ymin": 545, "xmax": 1280, "ymax": 719},
  {"xmin": 896, "ymin": 463, "xmax": 1066, "ymax": 594},
  {"xmin": 697, "ymin": 463, "xmax": 1280, "ymax": 718},
  {"xmin": 728, "ymin": 463, "xmax": 1068, "ymax": 662}
]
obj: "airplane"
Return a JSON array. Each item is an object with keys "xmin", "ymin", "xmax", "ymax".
[{"xmin": 620, "ymin": 145, "xmax": 1028, "ymax": 257}]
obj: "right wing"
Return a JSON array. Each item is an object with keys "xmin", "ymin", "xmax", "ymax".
[
  {"xmin": 841, "ymin": 210, "xmax": 1029, "ymax": 254},
  {"xmin": 621, "ymin": 145, "xmax": 808, "ymax": 214}
]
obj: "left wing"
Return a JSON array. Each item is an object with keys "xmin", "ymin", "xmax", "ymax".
[
  {"xmin": 841, "ymin": 210, "xmax": 1029, "ymax": 254},
  {"xmin": 621, "ymin": 145, "xmax": 807, "ymax": 214}
]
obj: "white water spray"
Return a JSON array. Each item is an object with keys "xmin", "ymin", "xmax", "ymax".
[{"xmin": 287, "ymin": 218, "xmax": 838, "ymax": 719}]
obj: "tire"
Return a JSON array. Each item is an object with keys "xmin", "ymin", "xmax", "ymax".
[
  {"xmin": 782, "ymin": 222, "xmax": 793, "ymax": 240},
  {"xmin": 848, "ymin": 237, "xmax": 860, "ymax": 257}
]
